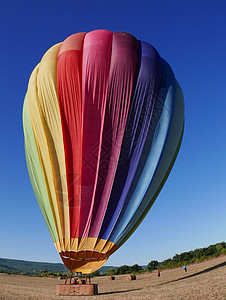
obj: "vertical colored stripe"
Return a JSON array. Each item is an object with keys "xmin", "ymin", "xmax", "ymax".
[
  {"xmin": 99, "ymin": 41, "xmax": 161, "ymax": 240},
  {"xmin": 57, "ymin": 33, "xmax": 86, "ymax": 239},
  {"xmin": 23, "ymin": 94, "xmax": 58, "ymax": 242},
  {"xmin": 80, "ymin": 30, "xmax": 113, "ymax": 237},
  {"xmin": 27, "ymin": 64, "xmax": 62, "ymax": 242},
  {"xmin": 89, "ymin": 32, "xmax": 139, "ymax": 238},
  {"xmin": 27, "ymin": 44, "xmax": 70, "ymax": 246}
]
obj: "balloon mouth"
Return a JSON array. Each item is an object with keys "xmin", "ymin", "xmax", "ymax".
[
  {"xmin": 59, "ymin": 250, "xmax": 109, "ymax": 274},
  {"xmin": 60, "ymin": 250, "xmax": 109, "ymax": 260}
]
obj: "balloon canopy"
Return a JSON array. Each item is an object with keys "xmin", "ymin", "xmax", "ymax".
[{"xmin": 23, "ymin": 30, "xmax": 184, "ymax": 274}]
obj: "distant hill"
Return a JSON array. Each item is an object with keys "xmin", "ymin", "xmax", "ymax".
[
  {"xmin": 0, "ymin": 258, "xmax": 67, "ymax": 275},
  {"xmin": 0, "ymin": 258, "xmax": 119, "ymax": 275}
]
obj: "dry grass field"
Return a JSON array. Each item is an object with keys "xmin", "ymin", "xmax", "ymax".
[{"xmin": 0, "ymin": 255, "xmax": 225, "ymax": 300}]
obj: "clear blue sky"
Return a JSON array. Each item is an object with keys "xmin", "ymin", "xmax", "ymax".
[{"xmin": 0, "ymin": 0, "xmax": 225, "ymax": 267}]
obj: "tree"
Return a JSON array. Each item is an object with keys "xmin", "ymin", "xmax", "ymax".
[
  {"xmin": 106, "ymin": 268, "xmax": 117, "ymax": 276},
  {"xmin": 147, "ymin": 260, "xmax": 159, "ymax": 271},
  {"xmin": 131, "ymin": 264, "xmax": 142, "ymax": 273},
  {"xmin": 116, "ymin": 265, "xmax": 131, "ymax": 275},
  {"xmin": 172, "ymin": 254, "xmax": 181, "ymax": 263},
  {"xmin": 40, "ymin": 270, "xmax": 48, "ymax": 276},
  {"xmin": 91, "ymin": 270, "xmax": 100, "ymax": 277}
]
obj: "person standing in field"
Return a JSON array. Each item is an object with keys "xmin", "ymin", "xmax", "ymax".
[
  {"xmin": 183, "ymin": 265, "xmax": 187, "ymax": 272},
  {"xmin": 157, "ymin": 270, "xmax": 160, "ymax": 277}
]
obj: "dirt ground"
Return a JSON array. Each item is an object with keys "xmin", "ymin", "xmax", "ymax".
[{"xmin": 0, "ymin": 255, "xmax": 225, "ymax": 300}]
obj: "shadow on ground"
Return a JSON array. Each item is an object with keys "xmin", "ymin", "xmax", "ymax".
[
  {"xmin": 157, "ymin": 261, "xmax": 226, "ymax": 286},
  {"xmin": 98, "ymin": 288, "xmax": 141, "ymax": 295}
]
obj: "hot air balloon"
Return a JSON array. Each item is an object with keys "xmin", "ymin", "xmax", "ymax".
[{"xmin": 23, "ymin": 30, "xmax": 184, "ymax": 274}]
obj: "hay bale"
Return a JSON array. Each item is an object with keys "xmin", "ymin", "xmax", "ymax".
[
  {"xmin": 108, "ymin": 276, "xmax": 115, "ymax": 280},
  {"xmin": 126, "ymin": 274, "xmax": 136, "ymax": 281}
]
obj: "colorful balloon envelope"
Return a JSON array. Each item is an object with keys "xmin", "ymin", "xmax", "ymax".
[{"xmin": 23, "ymin": 30, "xmax": 184, "ymax": 274}]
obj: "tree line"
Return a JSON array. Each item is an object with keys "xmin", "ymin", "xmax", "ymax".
[
  {"xmin": 146, "ymin": 241, "xmax": 226, "ymax": 271},
  {"xmin": 93, "ymin": 241, "xmax": 226, "ymax": 276}
]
